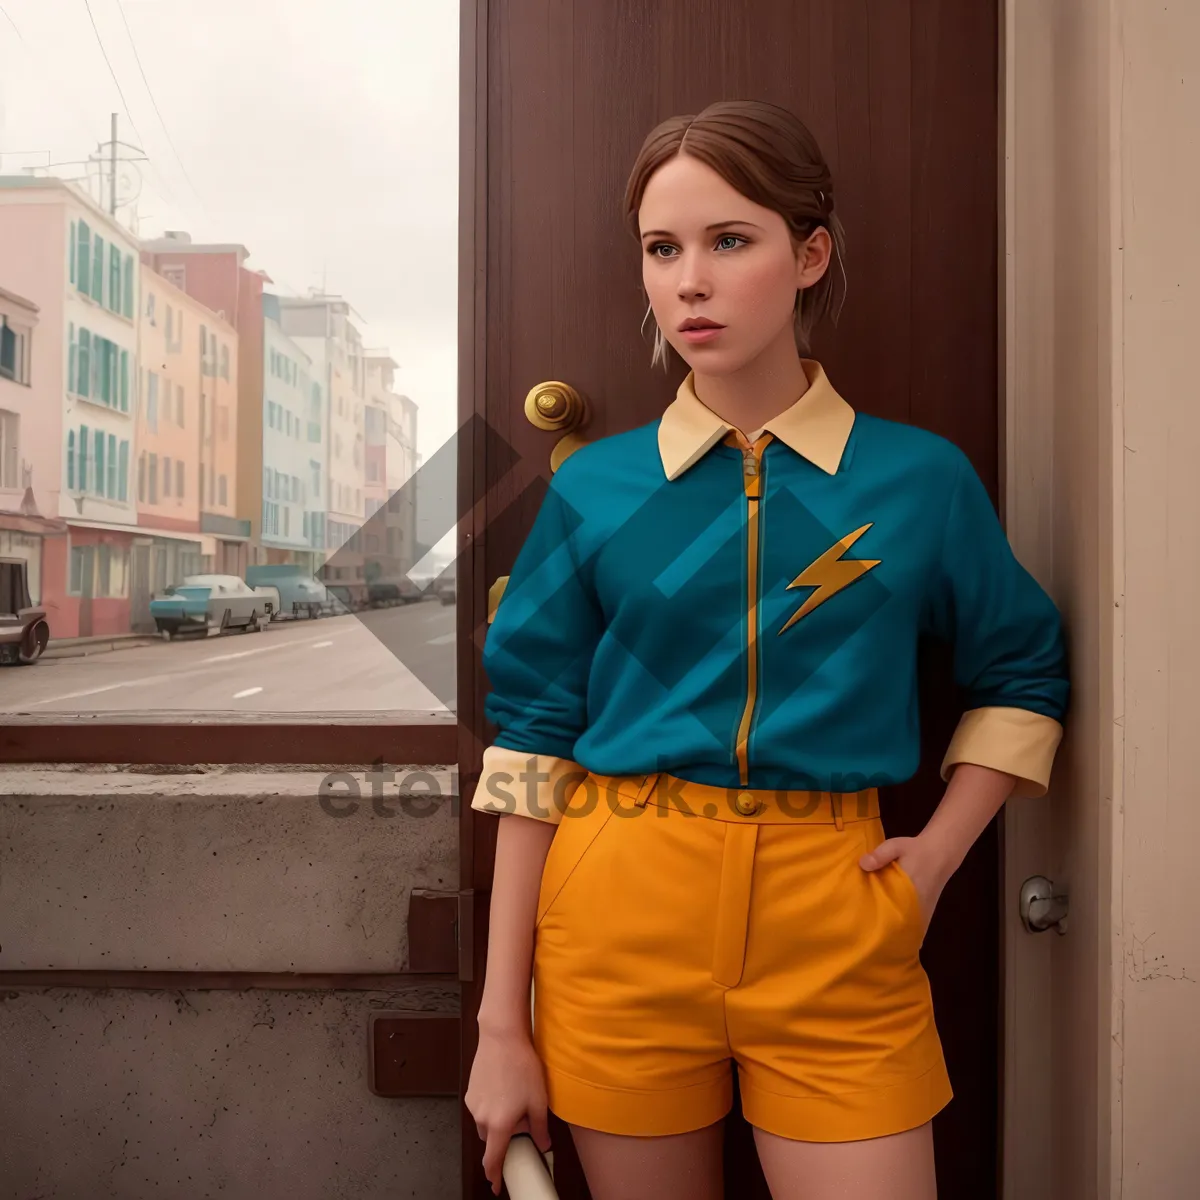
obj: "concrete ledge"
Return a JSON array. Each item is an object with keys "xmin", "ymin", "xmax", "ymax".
[{"xmin": 0, "ymin": 766, "xmax": 459, "ymax": 971}]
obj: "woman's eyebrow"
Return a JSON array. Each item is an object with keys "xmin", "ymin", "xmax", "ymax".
[{"xmin": 640, "ymin": 220, "xmax": 764, "ymax": 239}]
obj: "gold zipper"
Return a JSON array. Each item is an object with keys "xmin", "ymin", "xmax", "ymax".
[{"xmin": 733, "ymin": 437, "xmax": 767, "ymax": 785}]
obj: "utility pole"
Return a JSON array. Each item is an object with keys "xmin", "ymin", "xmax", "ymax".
[{"xmin": 110, "ymin": 113, "xmax": 118, "ymax": 215}]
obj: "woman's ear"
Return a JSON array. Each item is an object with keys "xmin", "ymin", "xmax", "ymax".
[{"xmin": 796, "ymin": 226, "xmax": 833, "ymax": 290}]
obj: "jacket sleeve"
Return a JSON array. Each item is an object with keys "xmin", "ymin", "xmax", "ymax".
[
  {"xmin": 472, "ymin": 468, "xmax": 602, "ymax": 824},
  {"xmin": 924, "ymin": 448, "xmax": 1070, "ymax": 798}
]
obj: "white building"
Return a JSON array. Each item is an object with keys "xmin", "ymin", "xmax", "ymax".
[
  {"xmin": 277, "ymin": 295, "xmax": 366, "ymax": 592},
  {"xmin": 262, "ymin": 295, "xmax": 322, "ymax": 571}
]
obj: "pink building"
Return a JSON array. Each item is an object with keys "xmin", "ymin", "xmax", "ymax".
[
  {"xmin": 141, "ymin": 235, "xmax": 263, "ymax": 575},
  {"xmin": 133, "ymin": 263, "xmax": 241, "ymax": 626},
  {"xmin": 0, "ymin": 283, "xmax": 68, "ymax": 611},
  {"xmin": 0, "ymin": 177, "xmax": 144, "ymax": 637}
]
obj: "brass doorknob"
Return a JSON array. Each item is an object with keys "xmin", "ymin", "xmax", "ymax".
[{"xmin": 524, "ymin": 380, "xmax": 590, "ymax": 472}]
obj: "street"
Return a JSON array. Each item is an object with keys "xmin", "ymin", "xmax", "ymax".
[{"xmin": 0, "ymin": 598, "xmax": 457, "ymax": 716}]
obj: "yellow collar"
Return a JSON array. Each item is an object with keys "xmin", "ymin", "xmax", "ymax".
[{"xmin": 657, "ymin": 359, "xmax": 855, "ymax": 481}]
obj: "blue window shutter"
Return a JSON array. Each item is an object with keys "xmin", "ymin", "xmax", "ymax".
[
  {"xmin": 119, "ymin": 441, "xmax": 129, "ymax": 502},
  {"xmin": 67, "ymin": 431, "xmax": 76, "ymax": 490},
  {"xmin": 120, "ymin": 350, "xmax": 129, "ymax": 411},
  {"xmin": 79, "ymin": 424, "xmax": 89, "ymax": 491},
  {"xmin": 124, "ymin": 255, "xmax": 134, "ymax": 318},
  {"xmin": 107, "ymin": 433, "xmax": 117, "ymax": 497},
  {"xmin": 109, "ymin": 244, "xmax": 120, "ymax": 313},
  {"xmin": 94, "ymin": 429, "xmax": 105, "ymax": 495},
  {"xmin": 92, "ymin": 235, "xmax": 105, "ymax": 304},
  {"xmin": 78, "ymin": 223, "xmax": 91, "ymax": 297},
  {"xmin": 78, "ymin": 330, "xmax": 90, "ymax": 397}
]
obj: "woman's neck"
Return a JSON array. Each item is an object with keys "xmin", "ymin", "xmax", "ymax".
[{"xmin": 690, "ymin": 332, "xmax": 811, "ymax": 436}]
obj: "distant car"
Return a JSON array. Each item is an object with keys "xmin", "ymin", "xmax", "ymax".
[
  {"xmin": 244, "ymin": 565, "xmax": 331, "ymax": 619},
  {"xmin": 150, "ymin": 574, "xmax": 268, "ymax": 639},
  {"xmin": 435, "ymin": 574, "xmax": 456, "ymax": 606},
  {"xmin": 0, "ymin": 558, "xmax": 50, "ymax": 664}
]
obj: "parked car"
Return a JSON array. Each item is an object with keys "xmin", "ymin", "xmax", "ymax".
[
  {"xmin": 244, "ymin": 564, "xmax": 331, "ymax": 619},
  {"xmin": 150, "ymin": 574, "xmax": 269, "ymax": 639},
  {"xmin": 0, "ymin": 558, "xmax": 50, "ymax": 664},
  {"xmin": 434, "ymin": 573, "xmax": 456, "ymax": 606}
]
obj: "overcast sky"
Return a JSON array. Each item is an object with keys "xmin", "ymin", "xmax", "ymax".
[{"xmin": 0, "ymin": 0, "xmax": 460, "ymax": 478}]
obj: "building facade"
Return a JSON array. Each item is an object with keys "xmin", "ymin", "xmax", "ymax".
[
  {"xmin": 262, "ymin": 294, "xmax": 322, "ymax": 571},
  {"xmin": 277, "ymin": 296, "xmax": 366, "ymax": 594},
  {"xmin": 0, "ymin": 282, "xmax": 68, "ymax": 607},
  {"xmin": 0, "ymin": 178, "xmax": 146, "ymax": 637},
  {"xmin": 140, "ymin": 234, "xmax": 259, "ymax": 574}
]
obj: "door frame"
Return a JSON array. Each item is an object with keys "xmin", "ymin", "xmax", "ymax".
[{"xmin": 1001, "ymin": 2, "xmax": 1116, "ymax": 1198}]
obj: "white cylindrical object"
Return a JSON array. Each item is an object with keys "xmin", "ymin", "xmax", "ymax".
[{"xmin": 502, "ymin": 1136, "xmax": 558, "ymax": 1199}]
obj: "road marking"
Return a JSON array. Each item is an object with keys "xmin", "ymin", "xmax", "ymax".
[
  {"xmin": 22, "ymin": 632, "xmax": 344, "ymax": 707},
  {"xmin": 233, "ymin": 687, "xmax": 263, "ymax": 699},
  {"xmin": 427, "ymin": 633, "xmax": 455, "ymax": 645},
  {"xmin": 26, "ymin": 682, "xmax": 129, "ymax": 704},
  {"xmin": 202, "ymin": 634, "xmax": 337, "ymax": 664},
  {"xmin": 312, "ymin": 641, "xmax": 333, "ymax": 648}
]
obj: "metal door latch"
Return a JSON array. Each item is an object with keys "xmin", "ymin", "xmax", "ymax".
[{"xmin": 1019, "ymin": 874, "xmax": 1069, "ymax": 935}]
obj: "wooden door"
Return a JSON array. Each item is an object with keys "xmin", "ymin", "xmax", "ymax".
[{"xmin": 459, "ymin": 2, "xmax": 1001, "ymax": 1196}]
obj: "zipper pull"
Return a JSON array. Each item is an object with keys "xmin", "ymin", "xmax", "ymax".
[{"xmin": 742, "ymin": 447, "xmax": 761, "ymax": 498}]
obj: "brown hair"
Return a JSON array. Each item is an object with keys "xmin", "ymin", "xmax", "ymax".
[{"xmin": 623, "ymin": 99, "xmax": 847, "ymax": 359}]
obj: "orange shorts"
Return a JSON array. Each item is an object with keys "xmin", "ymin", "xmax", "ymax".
[{"xmin": 531, "ymin": 771, "xmax": 953, "ymax": 1142}]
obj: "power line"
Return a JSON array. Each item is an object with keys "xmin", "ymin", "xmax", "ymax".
[
  {"xmin": 80, "ymin": 0, "xmax": 144, "ymax": 146},
  {"xmin": 113, "ymin": 0, "xmax": 206, "ymax": 213},
  {"xmin": 0, "ymin": 4, "xmax": 24, "ymax": 40}
]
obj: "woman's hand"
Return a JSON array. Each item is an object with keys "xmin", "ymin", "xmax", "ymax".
[
  {"xmin": 465, "ymin": 1025, "xmax": 553, "ymax": 1195},
  {"xmin": 859, "ymin": 833, "xmax": 953, "ymax": 937}
]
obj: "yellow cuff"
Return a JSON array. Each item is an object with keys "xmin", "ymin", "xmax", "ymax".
[
  {"xmin": 470, "ymin": 745, "xmax": 589, "ymax": 824},
  {"xmin": 940, "ymin": 706, "xmax": 1064, "ymax": 798}
]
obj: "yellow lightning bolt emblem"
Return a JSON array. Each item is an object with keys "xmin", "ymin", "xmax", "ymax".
[{"xmin": 779, "ymin": 523, "xmax": 880, "ymax": 634}]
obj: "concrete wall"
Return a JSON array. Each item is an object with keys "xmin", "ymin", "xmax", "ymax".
[{"xmin": 0, "ymin": 766, "xmax": 461, "ymax": 1199}]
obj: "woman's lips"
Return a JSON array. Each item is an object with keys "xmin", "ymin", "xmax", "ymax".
[{"xmin": 679, "ymin": 326, "xmax": 725, "ymax": 344}]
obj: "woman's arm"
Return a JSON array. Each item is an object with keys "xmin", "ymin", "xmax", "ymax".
[{"xmin": 476, "ymin": 813, "xmax": 558, "ymax": 1036}]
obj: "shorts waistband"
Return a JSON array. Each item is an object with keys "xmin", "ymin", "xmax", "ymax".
[{"xmin": 583, "ymin": 771, "xmax": 879, "ymax": 828}]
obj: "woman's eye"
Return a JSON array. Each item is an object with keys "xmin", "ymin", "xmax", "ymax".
[
  {"xmin": 716, "ymin": 234, "xmax": 745, "ymax": 251},
  {"xmin": 649, "ymin": 243, "xmax": 676, "ymax": 259}
]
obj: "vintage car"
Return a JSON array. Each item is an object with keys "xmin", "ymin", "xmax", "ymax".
[
  {"xmin": 150, "ymin": 574, "xmax": 270, "ymax": 639},
  {"xmin": 0, "ymin": 557, "xmax": 50, "ymax": 664},
  {"xmin": 244, "ymin": 564, "xmax": 331, "ymax": 619}
]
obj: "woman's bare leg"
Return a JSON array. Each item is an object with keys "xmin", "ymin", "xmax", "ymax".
[
  {"xmin": 569, "ymin": 1119, "xmax": 726, "ymax": 1200},
  {"xmin": 753, "ymin": 1122, "xmax": 936, "ymax": 1200}
]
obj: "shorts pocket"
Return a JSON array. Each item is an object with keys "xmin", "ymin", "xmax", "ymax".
[
  {"xmin": 535, "ymin": 777, "xmax": 618, "ymax": 927},
  {"xmin": 858, "ymin": 817, "xmax": 925, "ymax": 951}
]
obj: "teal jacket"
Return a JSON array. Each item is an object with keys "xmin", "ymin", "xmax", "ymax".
[{"xmin": 477, "ymin": 362, "xmax": 1068, "ymax": 822}]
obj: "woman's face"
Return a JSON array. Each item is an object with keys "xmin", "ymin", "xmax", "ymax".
[{"xmin": 638, "ymin": 153, "xmax": 831, "ymax": 375}]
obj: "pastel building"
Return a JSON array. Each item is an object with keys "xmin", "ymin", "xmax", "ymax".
[
  {"xmin": 262, "ymin": 293, "xmax": 323, "ymax": 571},
  {"xmin": 364, "ymin": 353, "xmax": 419, "ymax": 588},
  {"xmin": 0, "ymin": 177, "xmax": 143, "ymax": 637},
  {"xmin": 140, "ymin": 234, "xmax": 260, "ymax": 573},
  {"xmin": 0, "ymin": 283, "xmax": 68, "ymax": 608},
  {"xmin": 277, "ymin": 296, "xmax": 366, "ymax": 591}
]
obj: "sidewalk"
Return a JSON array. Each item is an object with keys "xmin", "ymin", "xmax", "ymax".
[{"xmin": 44, "ymin": 632, "xmax": 162, "ymax": 660}]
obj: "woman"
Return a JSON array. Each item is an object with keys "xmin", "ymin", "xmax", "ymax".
[{"xmin": 466, "ymin": 99, "xmax": 1069, "ymax": 1199}]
